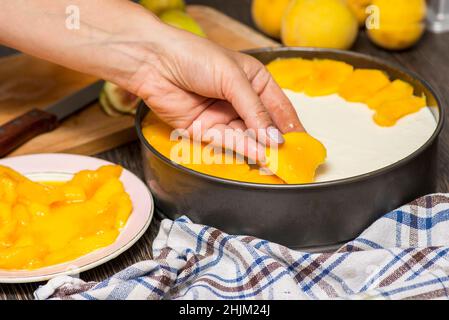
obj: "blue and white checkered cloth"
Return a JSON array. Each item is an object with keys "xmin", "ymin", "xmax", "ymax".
[{"xmin": 35, "ymin": 193, "xmax": 449, "ymax": 300}]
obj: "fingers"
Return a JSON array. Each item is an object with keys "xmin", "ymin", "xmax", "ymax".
[
  {"xmin": 185, "ymin": 99, "xmax": 239, "ymax": 137},
  {"xmin": 238, "ymin": 54, "xmax": 305, "ymax": 134},
  {"xmin": 222, "ymin": 64, "xmax": 284, "ymax": 146},
  {"xmin": 202, "ymin": 121, "xmax": 266, "ymax": 164},
  {"xmin": 227, "ymin": 119, "xmax": 265, "ymax": 164},
  {"xmin": 258, "ymin": 75, "xmax": 305, "ymax": 133},
  {"xmin": 186, "ymin": 101, "xmax": 266, "ymax": 163}
]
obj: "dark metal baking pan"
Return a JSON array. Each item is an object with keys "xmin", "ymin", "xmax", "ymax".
[{"xmin": 136, "ymin": 47, "xmax": 444, "ymax": 251}]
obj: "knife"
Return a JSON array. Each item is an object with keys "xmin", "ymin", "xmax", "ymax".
[{"xmin": 0, "ymin": 80, "xmax": 104, "ymax": 157}]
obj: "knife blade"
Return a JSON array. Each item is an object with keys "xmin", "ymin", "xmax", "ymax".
[
  {"xmin": 0, "ymin": 80, "xmax": 104, "ymax": 157},
  {"xmin": 46, "ymin": 80, "xmax": 104, "ymax": 121}
]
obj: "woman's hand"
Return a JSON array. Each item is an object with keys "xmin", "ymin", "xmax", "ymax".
[
  {"xmin": 128, "ymin": 28, "xmax": 304, "ymax": 161},
  {"xmin": 0, "ymin": 0, "xmax": 304, "ymax": 162}
]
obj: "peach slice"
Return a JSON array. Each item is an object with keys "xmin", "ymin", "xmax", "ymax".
[
  {"xmin": 0, "ymin": 164, "xmax": 132, "ymax": 270},
  {"xmin": 142, "ymin": 112, "xmax": 253, "ymax": 182},
  {"xmin": 366, "ymin": 79, "xmax": 414, "ymax": 109},
  {"xmin": 266, "ymin": 132, "xmax": 327, "ymax": 184},
  {"xmin": 304, "ymin": 59, "xmax": 354, "ymax": 96},
  {"xmin": 266, "ymin": 58, "xmax": 315, "ymax": 92},
  {"xmin": 142, "ymin": 112, "xmax": 327, "ymax": 184},
  {"xmin": 339, "ymin": 69, "xmax": 390, "ymax": 102},
  {"xmin": 373, "ymin": 95, "xmax": 426, "ymax": 126}
]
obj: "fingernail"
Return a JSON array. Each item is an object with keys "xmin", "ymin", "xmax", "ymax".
[
  {"xmin": 258, "ymin": 156, "xmax": 268, "ymax": 167},
  {"xmin": 258, "ymin": 148, "xmax": 267, "ymax": 165},
  {"xmin": 266, "ymin": 126, "xmax": 285, "ymax": 144}
]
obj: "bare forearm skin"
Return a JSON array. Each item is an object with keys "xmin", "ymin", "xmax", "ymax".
[
  {"xmin": 0, "ymin": 0, "xmax": 304, "ymax": 147},
  {"xmin": 0, "ymin": 0, "xmax": 168, "ymax": 92}
]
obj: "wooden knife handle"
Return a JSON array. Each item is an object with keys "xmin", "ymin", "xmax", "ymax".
[{"xmin": 0, "ymin": 109, "xmax": 58, "ymax": 157}]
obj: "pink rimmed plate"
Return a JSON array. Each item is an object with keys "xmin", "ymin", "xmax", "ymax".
[{"xmin": 0, "ymin": 153, "xmax": 153, "ymax": 283}]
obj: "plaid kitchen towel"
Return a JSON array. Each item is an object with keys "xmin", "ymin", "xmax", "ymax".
[{"xmin": 35, "ymin": 193, "xmax": 449, "ymax": 300}]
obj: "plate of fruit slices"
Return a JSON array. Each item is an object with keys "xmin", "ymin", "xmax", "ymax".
[{"xmin": 0, "ymin": 153, "xmax": 153, "ymax": 283}]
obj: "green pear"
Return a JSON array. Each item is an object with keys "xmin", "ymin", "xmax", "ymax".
[
  {"xmin": 139, "ymin": 0, "xmax": 185, "ymax": 16},
  {"xmin": 160, "ymin": 9, "xmax": 206, "ymax": 37}
]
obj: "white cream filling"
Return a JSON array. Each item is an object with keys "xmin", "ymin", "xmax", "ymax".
[{"xmin": 285, "ymin": 90, "xmax": 437, "ymax": 182}]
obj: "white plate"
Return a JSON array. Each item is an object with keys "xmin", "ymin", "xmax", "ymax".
[{"xmin": 0, "ymin": 153, "xmax": 153, "ymax": 283}]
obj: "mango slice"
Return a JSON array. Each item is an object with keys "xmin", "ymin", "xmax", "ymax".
[
  {"xmin": 142, "ymin": 112, "xmax": 255, "ymax": 182},
  {"xmin": 43, "ymin": 229, "xmax": 120, "ymax": 267},
  {"xmin": 142, "ymin": 113, "xmax": 328, "ymax": 184},
  {"xmin": 143, "ymin": 112, "xmax": 290, "ymax": 184},
  {"xmin": 266, "ymin": 132, "xmax": 327, "ymax": 184},
  {"xmin": 339, "ymin": 69, "xmax": 391, "ymax": 102},
  {"xmin": 266, "ymin": 58, "xmax": 315, "ymax": 92},
  {"xmin": 266, "ymin": 57, "xmax": 428, "ymax": 128},
  {"xmin": 366, "ymin": 79, "xmax": 414, "ymax": 110},
  {"xmin": 0, "ymin": 165, "xmax": 132, "ymax": 270},
  {"xmin": 304, "ymin": 59, "xmax": 354, "ymax": 96},
  {"xmin": 373, "ymin": 95, "xmax": 426, "ymax": 126},
  {"xmin": 266, "ymin": 58, "xmax": 354, "ymax": 96},
  {"xmin": 68, "ymin": 165, "xmax": 123, "ymax": 199}
]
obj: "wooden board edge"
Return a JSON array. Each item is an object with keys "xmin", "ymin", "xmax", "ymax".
[{"xmin": 187, "ymin": 5, "xmax": 280, "ymax": 48}]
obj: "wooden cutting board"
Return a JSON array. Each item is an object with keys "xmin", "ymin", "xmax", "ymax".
[{"xmin": 0, "ymin": 5, "xmax": 278, "ymax": 157}]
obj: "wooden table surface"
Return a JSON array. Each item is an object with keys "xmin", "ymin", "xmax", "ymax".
[{"xmin": 1, "ymin": 0, "xmax": 449, "ymax": 300}]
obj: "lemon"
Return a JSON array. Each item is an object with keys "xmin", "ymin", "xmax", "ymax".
[
  {"xmin": 281, "ymin": 0, "xmax": 358, "ymax": 50},
  {"xmin": 139, "ymin": 0, "xmax": 185, "ymax": 16},
  {"xmin": 160, "ymin": 9, "xmax": 206, "ymax": 37},
  {"xmin": 367, "ymin": 0, "xmax": 426, "ymax": 50},
  {"xmin": 252, "ymin": 0, "xmax": 291, "ymax": 38}
]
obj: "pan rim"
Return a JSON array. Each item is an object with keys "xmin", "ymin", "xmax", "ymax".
[{"xmin": 135, "ymin": 47, "xmax": 444, "ymax": 190}]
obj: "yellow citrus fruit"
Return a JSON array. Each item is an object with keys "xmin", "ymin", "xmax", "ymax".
[
  {"xmin": 252, "ymin": 0, "xmax": 291, "ymax": 38},
  {"xmin": 367, "ymin": 0, "xmax": 426, "ymax": 50},
  {"xmin": 281, "ymin": 0, "xmax": 358, "ymax": 50},
  {"xmin": 139, "ymin": 0, "xmax": 185, "ymax": 16}
]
